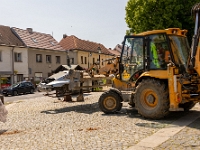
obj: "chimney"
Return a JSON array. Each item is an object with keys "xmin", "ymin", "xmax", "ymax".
[
  {"xmin": 27, "ymin": 28, "xmax": 33, "ymax": 34},
  {"xmin": 63, "ymin": 34, "xmax": 67, "ymax": 38}
]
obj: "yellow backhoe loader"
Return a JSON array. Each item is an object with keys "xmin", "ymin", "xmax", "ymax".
[{"xmin": 98, "ymin": 3, "xmax": 200, "ymax": 119}]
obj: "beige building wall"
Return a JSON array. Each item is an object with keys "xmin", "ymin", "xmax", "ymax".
[
  {"xmin": 14, "ymin": 47, "xmax": 29, "ymax": 77},
  {"xmin": 68, "ymin": 50, "xmax": 78, "ymax": 65},
  {"xmin": 28, "ymin": 48, "xmax": 67, "ymax": 79},
  {"xmin": 0, "ymin": 46, "xmax": 13, "ymax": 72},
  {"xmin": 76, "ymin": 50, "xmax": 113, "ymax": 69}
]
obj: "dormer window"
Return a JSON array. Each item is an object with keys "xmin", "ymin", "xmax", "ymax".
[
  {"xmin": 50, "ymin": 41, "xmax": 55, "ymax": 46},
  {"xmin": 31, "ymin": 38, "xmax": 37, "ymax": 43}
]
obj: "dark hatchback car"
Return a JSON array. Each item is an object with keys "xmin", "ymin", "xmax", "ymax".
[{"xmin": 2, "ymin": 81, "xmax": 35, "ymax": 96}]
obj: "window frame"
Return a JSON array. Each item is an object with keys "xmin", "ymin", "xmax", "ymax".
[
  {"xmin": 81, "ymin": 56, "xmax": 83, "ymax": 64},
  {"xmin": 14, "ymin": 52, "xmax": 22, "ymax": 62},
  {"xmin": 36, "ymin": 54, "xmax": 42, "ymax": 63},
  {"xmin": 85, "ymin": 57, "xmax": 87, "ymax": 64},
  {"xmin": 71, "ymin": 58, "xmax": 74, "ymax": 64},
  {"xmin": 56, "ymin": 56, "xmax": 61, "ymax": 64},
  {"xmin": 46, "ymin": 55, "xmax": 51, "ymax": 63},
  {"xmin": 93, "ymin": 58, "xmax": 95, "ymax": 64}
]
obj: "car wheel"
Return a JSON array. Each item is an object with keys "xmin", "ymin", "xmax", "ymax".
[
  {"xmin": 12, "ymin": 91, "xmax": 18, "ymax": 96},
  {"xmin": 30, "ymin": 89, "xmax": 34, "ymax": 94}
]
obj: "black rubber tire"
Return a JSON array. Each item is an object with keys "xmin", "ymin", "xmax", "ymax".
[
  {"xmin": 98, "ymin": 90, "xmax": 123, "ymax": 114},
  {"xmin": 179, "ymin": 102, "xmax": 196, "ymax": 111},
  {"xmin": 30, "ymin": 89, "xmax": 34, "ymax": 94},
  {"xmin": 12, "ymin": 91, "xmax": 18, "ymax": 96},
  {"xmin": 135, "ymin": 79, "xmax": 169, "ymax": 119}
]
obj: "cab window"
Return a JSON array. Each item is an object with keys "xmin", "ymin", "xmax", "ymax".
[{"xmin": 149, "ymin": 34, "xmax": 170, "ymax": 70}]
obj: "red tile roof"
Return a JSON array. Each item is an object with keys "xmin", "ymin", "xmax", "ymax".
[
  {"xmin": 0, "ymin": 25, "xmax": 24, "ymax": 46},
  {"xmin": 59, "ymin": 35, "xmax": 113, "ymax": 55},
  {"xmin": 12, "ymin": 27, "xmax": 64, "ymax": 51},
  {"xmin": 108, "ymin": 49, "xmax": 121, "ymax": 56}
]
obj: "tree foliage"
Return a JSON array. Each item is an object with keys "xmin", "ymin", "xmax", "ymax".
[{"xmin": 125, "ymin": 0, "xmax": 200, "ymax": 43}]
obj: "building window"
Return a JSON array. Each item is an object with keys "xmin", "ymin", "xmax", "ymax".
[
  {"xmin": 35, "ymin": 72, "xmax": 42, "ymax": 81},
  {"xmin": 93, "ymin": 58, "xmax": 95, "ymax": 64},
  {"xmin": 14, "ymin": 52, "xmax": 22, "ymax": 62},
  {"xmin": 46, "ymin": 55, "xmax": 51, "ymax": 63},
  {"xmin": 56, "ymin": 56, "xmax": 60, "ymax": 64},
  {"xmin": 29, "ymin": 68, "xmax": 32, "ymax": 74},
  {"xmin": 50, "ymin": 41, "xmax": 55, "ymax": 46},
  {"xmin": 31, "ymin": 38, "xmax": 37, "ymax": 43},
  {"xmin": 36, "ymin": 54, "xmax": 42, "ymax": 62},
  {"xmin": 81, "ymin": 56, "xmax": 83, "ymax": 64},
  {"xmin": 85, "ymin": 57, "xmax": 87, "ymax": 64},
  {"xmin": 17, "ymin": 74, "xmax": 23, "ymax": 82},
  {"xmin": 71, "ymin": 58, "xmax": 74, "ymax": 64},
  {"xmin": 0, "ymin": 51, "xmax": 2, "ymax": 61}
]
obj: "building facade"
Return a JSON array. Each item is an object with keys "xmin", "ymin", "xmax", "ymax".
[
  {"xmin": 12, "ymin": 27, "xmax": 66, "ymax": 83},
  {"xmin": 59, "ymin": 35, "xmax": 114, "ymax": 69},
  {"xmin": 0, "ymin": 25, "xmax": 25, "ymax": 88}
]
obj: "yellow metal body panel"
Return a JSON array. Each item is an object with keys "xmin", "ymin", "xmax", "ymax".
[
  {"xmin": 194, "ymin": 39, "xmax": 200, "ymax": 76},
  {"xmin": 112, "ymin": 77, "xmax": 135, "ymax": 91},
  {"xmin": 167, "ymin": 66, "xmax": 181, "ymax": 110},
  {"xmin": 139, "ymin": 70, "xmax": 168, "ymax": 79},
  {"xmin": 137, "ymin": 28, "xmax": 187, "ymax": 37}
]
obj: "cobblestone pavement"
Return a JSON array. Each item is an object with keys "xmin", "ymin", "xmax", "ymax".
[
  {"xmin": 0, "ymin": 92, "xmax": 200, "ymax": 150},
  {"xmin": 156, "ymin": 108, "xmax": 200, "ymax": 150}
]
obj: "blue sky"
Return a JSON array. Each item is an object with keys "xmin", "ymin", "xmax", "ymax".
[{"xmin": 0, "ymin": 0, "xmax": 129, "ymax": 49}]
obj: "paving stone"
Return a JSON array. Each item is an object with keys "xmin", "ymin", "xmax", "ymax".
[{"xmin": 0, "ymin": 92, "xmax": 200, "ymax": 150}]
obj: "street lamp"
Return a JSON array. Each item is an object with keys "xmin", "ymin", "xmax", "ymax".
[
  {"xmin": 97, "ymin": 46, "xmax": 101, "ymax": 69},
  {"xmin": 66, "ymin": 50, "xmax": 70, "ymax": 67}
]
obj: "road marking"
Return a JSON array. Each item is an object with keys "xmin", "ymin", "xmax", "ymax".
[{"xmin": 127, "ymin": 107, "xmax": 200, "ymax": 150}]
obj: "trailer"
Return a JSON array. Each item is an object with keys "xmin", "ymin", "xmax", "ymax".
[{"xmin": 40, "ymin": 69, "xmax": 114, "ymax": 101}]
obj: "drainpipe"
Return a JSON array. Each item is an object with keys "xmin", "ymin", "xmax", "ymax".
[
  {"xmin": 11, "ymin": 47, "xmax": 15, "ymax": 84},
  {"xmin": 0, "ymin": 75, "xmax": 1, "ymax": 93}
]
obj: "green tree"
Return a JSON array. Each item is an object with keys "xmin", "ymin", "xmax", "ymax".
[{"xmin": 125, "ymin": 0, "xmax": 199, "ymax": 43}]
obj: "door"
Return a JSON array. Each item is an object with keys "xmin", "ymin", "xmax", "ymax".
[
  {"xmin": 120, "ymin": 36, "xmax": 145, "ymax": 82},
  {"xmin": 17, "ymin": 82, "xmax": 27, "ymax": 94}
]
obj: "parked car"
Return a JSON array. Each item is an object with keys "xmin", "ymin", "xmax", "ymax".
[
  {"xmin": 2, "ymin": 81, "xmax": 35, "ymax": 96},
  {"xmin": 37, "ymin": 78, "xmax": 55, "ymax": 92}
]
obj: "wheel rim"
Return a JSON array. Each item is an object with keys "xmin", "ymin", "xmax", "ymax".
[
  {"xmin": 14, "ymin": 91, "xmax": 17, "ymax": 95},
  {"xmin": 103, "ymin": 96, "xmax": 117, "ymax": 110},
  {"xmin": 140, "ymin": 89, "xmax": 158, "ymax": 109}
]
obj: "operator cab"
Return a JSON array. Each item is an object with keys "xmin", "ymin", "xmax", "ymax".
[{"xmin": 120, "ymin": 28, "xmax": 190, "ymax": 82}]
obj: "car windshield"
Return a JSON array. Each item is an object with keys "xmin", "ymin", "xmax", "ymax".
[
  {"xmin": 9, "ymin": 83, "xmax": 20, "ymax": 88},
  {"xmin": 169, "ymin": 35, "xmax": 190, "ymax": 69}
]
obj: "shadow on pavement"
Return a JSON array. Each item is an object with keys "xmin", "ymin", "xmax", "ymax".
[
  {"xmin": 41, "ymin": 102, "xmax": 99, "ymax": 114},
  {"xmin": 41, "ymin": 99, "xmax": 200, "ymax": 130}
]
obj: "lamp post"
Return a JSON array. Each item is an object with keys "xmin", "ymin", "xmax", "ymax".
[
  {"xmin": 97, "ymin": 46, "xmax": 101, "ymax": 69},
  {"xmin": 66, "ymin": 50, "xmax": 70, "ymax": 67}
]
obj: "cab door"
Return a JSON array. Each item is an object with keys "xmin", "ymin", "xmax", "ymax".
[{"xmin": 120, "ymin": 36, "xmax": 145, "ymax": 82}]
